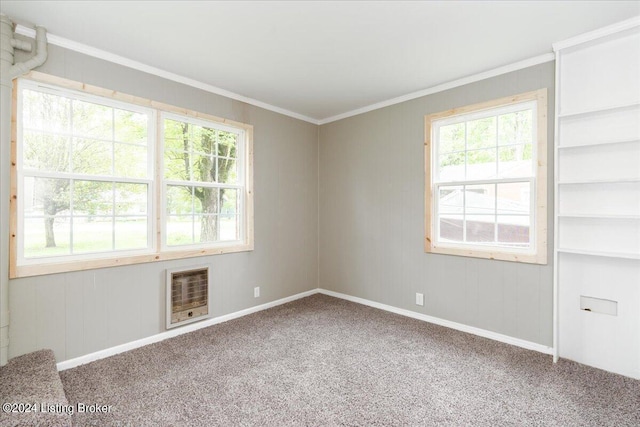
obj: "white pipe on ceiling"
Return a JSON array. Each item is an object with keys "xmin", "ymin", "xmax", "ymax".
[{"xmin": 0, "ymin": 14, "xmax": 47, "ymax": 366}]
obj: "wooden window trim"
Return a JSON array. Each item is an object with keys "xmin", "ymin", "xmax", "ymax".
[
  {"xmin": 424, "ymin": 88, "xmax": 548, "ymax": 264},
  {"xmin": 10, "ymin": 71, "xmax": 254, "ymax": 278}
]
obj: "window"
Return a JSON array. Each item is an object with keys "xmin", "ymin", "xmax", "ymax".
[
  {"xmin": 162, "ymin": 115, "xmax": 244, "ymax": 247},
  {"xmin": 425, "ymin": 89, "xmax": 547, "ymax": 264},
  {"xmin": 11, "ymin": 73, "xmax": 253, "ymax": 278}
]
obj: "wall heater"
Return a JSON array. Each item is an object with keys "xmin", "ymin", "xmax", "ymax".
[{"xmin": 166, "ymin": 266, "xmax": 210, "ymax": 329}]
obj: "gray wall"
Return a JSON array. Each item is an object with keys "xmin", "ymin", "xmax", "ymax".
[
  {"xmin": 8, "ymin": 44, "xmax": 319, "ymax": 362},
  {"xmin": 8, "ymin": 43, "xmax": 555, "ymax": 363},
  {"xmin": 319, "ymin": 62, "xmax": 555, "ymax": 347}
]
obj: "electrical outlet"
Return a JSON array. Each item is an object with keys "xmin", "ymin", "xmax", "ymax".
[
  {"xmin": 415, "ymin": 293, "xmax": 424, "ymax": 306},
  {"xmin": 254, "ymin": 287, "xmax": 260, "ymax": 298}
]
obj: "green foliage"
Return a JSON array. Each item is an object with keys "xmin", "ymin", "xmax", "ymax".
[
  {"xmin": 467, "ymin": 117, "xmax": 496, "ymax": 150},
  {"xmin": 437, "ymin": 107, "xmax": 534, "ymax": 178},
  {"xmin": 21, "ymin": 89, "xmax": 149, "ymax": 250},
  {"xmin": 467, "ymin": 148, "xmax": 496, "ymax": 165},
  {"xmin": 163, "ymin": 119, "xmax": 239, "ymax": 243},
  {"xmin": 498, "ymin": 110, "xmax": 532, "ymax": 145},
  {"xmin": 439, "ymin": 123, "xmax": 465, "ymax": 153}
]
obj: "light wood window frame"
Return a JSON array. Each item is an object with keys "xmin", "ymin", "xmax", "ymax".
[
  {"xmin": 10, "ymin": 71, "xmax": 254, "ymax": 278},
  {"xmin": 424, "ymin": 89, "xmax": 547, "ymax": 264}
]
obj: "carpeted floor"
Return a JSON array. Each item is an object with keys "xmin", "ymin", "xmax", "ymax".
[
  {"xmin": 0, "ymin": 349, "xmax": 71, "ymax": 427},
  {"xmin": 60, "ymin": 294, "xmax": 640, "ymax": 426}
]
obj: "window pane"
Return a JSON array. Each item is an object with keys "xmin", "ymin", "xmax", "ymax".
[
  {"xmin": 164, "ymin": 136, "xmax": 186, "ymax": 152},
  {"xmin": 74, "ymin": 181, "xmax": 113, "ymax": 216},
  {"xmin": 115, "ymin": 217, "xmax": 147, "ymax": 250},
  {"xmin": 217, "ymin": 131, "xmax": 238, "ymax": 158},
  {"xmin": 465, "ymin": 184, "xmax": 495, "ymax": 215},
  {"xmin": 114, "ymin": 143, "xmax": 148, "ymax": 178},
  {"xmin": 29, "ymin": 177, "xmax": 71, "ymax": 217},
  {"xmin": 115, "ymin": 183, "xmax": 147, "ymax": 215},
  {"xmin": 465, "ymin": 216, "xmax": 495, "ymax": 243},
  {"xmin": 72, "ymin": 138, "xmax": 112, "ymax": 175},
  {"xmin": 221, "ymin": 189, "xmax": 238, "ymax": 215},
  {"xmin": 498, "ymin": 144, "xmax": 532, "ymax": 178},
  {"xmin": 438, "ymin": 152, "xmax": 465, "ymax": 181},
  {"xmin": 195, "ymin": 215, "xmax": 218, "ymax": 243},
  {"xmin": 467, "ymin": 116, "xmax": 496, "ymax": 150},
  {"xmin": 217, "ymin": 158, "xmax": 237, "ymax": 184},
  {"xmin": 439, "ymin": 215, "xmax": 463, "ymax": 243},
  {"xmin": 24, "ymin": 216, "xmax": 71, "ymax": 258},
  {"xmin": 167, "ymin": 185, "xmax": 193, "ymax": 215},
  {"xmin": 195, "ymin": 187, "xmax": 219, "ymax": 215},
  {"xmin": 23, "ymin": 90, "xmax": 71, "ymax": 133},
  {"xmin": 438, "ymin": 122, "xmax": 465, "ymax": 153},
  {"xmin": 497, "ymin": 182, "xmax": 530, "ymax": 215},
  {"xmin": 497, "ymin": 215, "xmax": 530, "ymax": 246},
  {"xmin": 114, "ymin": 109, "xmax": 148, "ymax": 144},
  {"xmin": 73, "ymin": 100, "xmax": 112, "ymax": 140},
  {"xmin": 167, "ymin": 215, "xmax": 194, "ymax": 246},
  {"xmin": 164, "ymin": 150, "xmax": 189, "ymax": 180},
  {"xmin": 191, "ymin": 153, "xmax": 216, "ymax": 183},
  {"xmin": 438, "ymin": 186, "xmax": 463, "ymax": 214},
  {"xmin": 23, "ymin": 132, "xmax": 70, "ymax": 172},
  {"xmin": 72, "ymin": 217, "xmax": 113, "ymax": 253},
  {"xmin": 164, "ymin": 119, "xmax": 188, "ymax": 152},
  {"xmin": 466, "ymin": 148, "xmax": 497, "ymax": 180},
  {"xmin": 192, "ymin": 126, "xmax": 215, "ymax": 154},
  {"xmin": 498, "ymin": 110, "xmax": 532, "ymax": 146},
  {"xmin": 220, "ymin": 215, "xmax": 238, "ymax": 241}
]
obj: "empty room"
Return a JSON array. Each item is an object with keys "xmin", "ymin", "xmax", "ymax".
[{"xmin": 0, "ymin": 1, "xmax": 639, "ymax": 426}]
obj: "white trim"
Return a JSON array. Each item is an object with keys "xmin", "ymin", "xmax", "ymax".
[
  {"xmin": 318, "ymin": 53, "xmax": 555, "ymax": 125},
  {"xmin": 552, "ymin": 50, "xmax": 560, "ymax": 364},
  {"xmin": 318, "ymin": 289, "xmax": 554, "ymax": 356},
  {"xmin": 552, "ymin": 16, "xmax": 640, "ymax": 52},
  {"xmin": 56, "ymin": 287, "xmax": 554, "ymax": 371},
  {"xmin": 14, "ymin": 25, "xmax": 320, "ymax": 126},
  {"xmin": 15, "ymin": 24, "xmax": 555, "ymax": 126},
  {"xmin": 56, "ymin": 288, "xmax": 318, "ymax": 371}
]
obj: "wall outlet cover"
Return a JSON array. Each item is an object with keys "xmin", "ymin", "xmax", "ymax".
[{"xmin": 416, "ymin": 293, "xmax": 424, "ymax": 306}]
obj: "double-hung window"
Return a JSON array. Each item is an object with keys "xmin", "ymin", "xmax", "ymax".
[
  {"xmin": 17, "ymin": 81, "xmax": 154, "ymax": 262},
  {"xmin": 162, "ymin": 114, "xmax": 245, "ymax": 248},
  {"xmin": 12, "ymin": 73, "xmax": 253, "ymax": 278},
  {"xmin": 425, "ymin": 89, "xmax": 547, "ymax": 264}
]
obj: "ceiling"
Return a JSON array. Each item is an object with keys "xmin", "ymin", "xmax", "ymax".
[{"xmin": 1, "ymin": 1, "xmax": 639, "ymax": 123}]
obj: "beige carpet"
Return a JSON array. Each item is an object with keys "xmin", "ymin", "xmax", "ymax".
[
  {"xmin": 0, "ymin": 349, "xmax": 72, "ymax": 427},
  {"xmin": 60, "ymin": 294, "xmax": 639, "ymax": 426}
]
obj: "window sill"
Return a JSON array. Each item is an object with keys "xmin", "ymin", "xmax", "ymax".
[
  {"xmin": 10, "ymin": 243, "xmax": 254, "ymax": 279},
  {"xmin": 425, "ymin": 241, "xmax": 547, "ymax": 264}
]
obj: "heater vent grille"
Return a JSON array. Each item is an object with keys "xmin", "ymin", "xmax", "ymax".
[{"xmin": 166, "ymin": 266, "xmax": 209, "ymax": 329}]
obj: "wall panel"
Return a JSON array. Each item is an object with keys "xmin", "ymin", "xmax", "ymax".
[
  {"xmin": 319, "ymin": 62, "xmax": 555, "ymax": 347},
  {"xmin": 8, "ymin": 43, "xmax": 319, "ymax": 363}
]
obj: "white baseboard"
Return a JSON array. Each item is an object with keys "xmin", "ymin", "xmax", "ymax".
[
  {"xmin": 318, "ymin": 288, "xmax": 554, "ymax": 356},
  {"xmin": 56, "ymin": 289, "xmax": 318, "ymax": 371},
  {"xmin": 58, "ymin": 287, "xmax": 553, "ymax": 371}
]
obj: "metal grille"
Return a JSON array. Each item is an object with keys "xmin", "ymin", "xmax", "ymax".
[{"xmin": 168, "ymin": 267, "xmax": 209, "ymax": 327}]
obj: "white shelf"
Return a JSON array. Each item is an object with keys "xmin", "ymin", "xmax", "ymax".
[
  {"xmin": 555, "ymin": 19, "xmax": 640, "ymax": 379},
  {"xmin": 558, "ymin": 214, "xmax": 640, "ymax": 220},
  {"xmin": 558, "ymin": 178, "xmax": 640, "ymax": 185},
  {"xmin": 558, "ymin": 138, "xmax": 640, "ymax": 150},
  {"xmin": 558, "ymin": 101, "xmax": 640, "ymax": 120},
  {"xmin": 558, "ymin": 248, "xmax": 640, "ymax": 260}
]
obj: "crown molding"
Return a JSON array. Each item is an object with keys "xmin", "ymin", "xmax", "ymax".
[
  {"xmin": 15, "ymin": 25, "xmax": 321, "ymax": 125},
  {"xmin": 318, "ymin": 52, "xmax": 555, "ymax": 125},
  {"xmin": 15, "ymin": 24, "xmax": 557, "ymax": 126},
  {"xmin": 553, "ymin": 15, "xmax": 640, "ymax": 52}
]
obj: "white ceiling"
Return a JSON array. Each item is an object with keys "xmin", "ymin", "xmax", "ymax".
[{"xmin": 1, "ymin": 1, "xmax": 639, "ymax": 123}]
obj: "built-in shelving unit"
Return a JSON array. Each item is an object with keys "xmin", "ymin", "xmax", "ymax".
[{"xmin": 553, "ymin": 17, "xmax": 640, "ymax": 379}]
